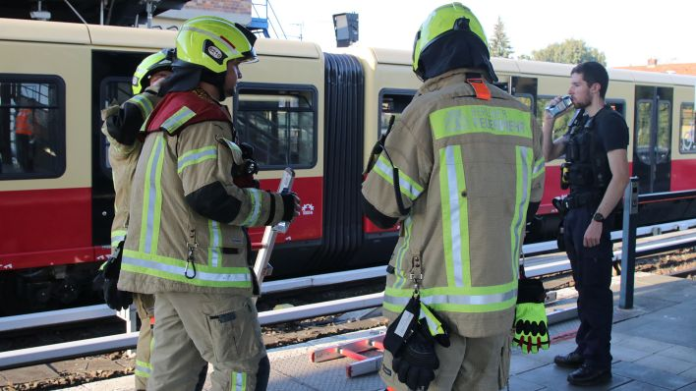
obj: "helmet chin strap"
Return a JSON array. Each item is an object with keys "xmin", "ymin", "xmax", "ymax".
[{"xmin": 200, "ymin": 69, "xmax": 227, "ymax": 101}]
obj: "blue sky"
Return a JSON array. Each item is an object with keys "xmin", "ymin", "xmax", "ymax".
[{"xmin": 266, "ymin": 0, "xmax": 696, "ymax": 67}]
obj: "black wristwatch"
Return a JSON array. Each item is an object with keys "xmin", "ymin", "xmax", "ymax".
[{"xmin": 592, "ymin": 212, "xmax": 605, "ymax": 222}]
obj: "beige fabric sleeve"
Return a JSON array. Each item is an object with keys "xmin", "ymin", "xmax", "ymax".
[
  {"xmin": 362, "ymin": 116, "xmax": 431, "ymax": 218},
  {"xmin": 176, "ymin": 121, "xmax": 285, "ymax": 227}
]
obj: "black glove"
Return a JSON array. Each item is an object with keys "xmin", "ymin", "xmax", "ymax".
[
  {"xmin": 281, "ymin": 192, "xmax": 300, "ymax": 222},
  {"xmin": 231, "ymin": 142, "xmax": 259, "ymax": 188},
  {"xmin": 392, "ymin": 325, "xmax": 439, "ymax": 391},
  {"xmin": 102, "ymin": 242, "xmax": 132, "ymax": 311},
  {"xmin": 239, "ymin": 142, "xmax": 255, "ymax": 160}
]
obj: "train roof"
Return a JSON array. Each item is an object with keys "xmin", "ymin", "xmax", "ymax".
[
  {"xmin": 341, "ymin": 46, "xmax": 696, "ymax": 88},
  {"xmin": 0, "ymin": 17, "xmax": 694, "ymax": 86},
  {"xmin": 0, "ymin": 18, "xmax": 322, "ymax": 59}
]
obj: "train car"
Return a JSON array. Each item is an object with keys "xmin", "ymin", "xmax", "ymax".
[{"xmin": 1, "ymin": 19, "xmax": 695, "ymax": 312}]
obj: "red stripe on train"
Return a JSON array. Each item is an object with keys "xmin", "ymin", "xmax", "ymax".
[
  {"xmin": 249, "ymin": 176, "xmax": 323, "ymax": 247},
  {"xmin": 0, "ymin": 187, "xmax": 97, "ymax": 270}
]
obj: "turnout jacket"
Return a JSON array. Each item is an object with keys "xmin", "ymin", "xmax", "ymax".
[
  {"xmin": 118, "ymin": 90, "xmax": 286, "ymax": 295},
  {"xmin": 101, "ymin": 86, "xmax": 161, "ymax": 248},
  {"xmin": 362, "ymin": 69, "xmax": 545, "ymax": 338}
]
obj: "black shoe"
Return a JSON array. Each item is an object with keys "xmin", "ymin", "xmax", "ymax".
[
  {"xmin": 567, "ymin": 364, "xmax": 612, "ymax": 386},
  {"xmin": 554, "ymin": 351, "xmax": 584, "ymax": 368}
]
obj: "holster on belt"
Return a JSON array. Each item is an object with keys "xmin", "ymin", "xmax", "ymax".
[
  {"xmin": 554, "ymin": 192, "xmax": 602, "ymax": 213},
  {"xmin": 552, "ymin": 196, "xmax": 569, "ymax": 218},
  {"xmin": 552, "ymin": 197, "xmax": 568, "ymax": 252}
]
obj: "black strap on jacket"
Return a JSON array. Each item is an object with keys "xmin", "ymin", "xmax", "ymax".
[{"xmin": 377, "ymin": 115, "xmax": 410, "ymax": 216}]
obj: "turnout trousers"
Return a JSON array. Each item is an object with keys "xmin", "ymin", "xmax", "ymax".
[
  {"xmin": 147, "ymin": 292, "xmax": 269, "ymax": 391},
  {"xmin": 563, "ymin": 206, "xmax": 614, "ymax": 370},
  {"xmin": 380, "ymin": 331, "xmax": 511, "ymax": 390},
  {"xmin": 133, "ymin": 293, "xmax": 155, "ymax": 390}
]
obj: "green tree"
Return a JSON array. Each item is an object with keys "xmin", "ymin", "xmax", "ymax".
[
  {"xmin": 489, "ymin": 16, "xmax": 513, "ymax": 58},
  {"xmin": 529, "ymin": 39, "xmax": 606, "ymax": 66}
]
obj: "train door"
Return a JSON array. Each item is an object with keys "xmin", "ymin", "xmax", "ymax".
[
  {"xmin": 91, "ymin": 51, "xmax": 148, "ymax": 246},
  {"xmin": 633, "ymin": 86, "xmax": 673, "ymax": 194}
]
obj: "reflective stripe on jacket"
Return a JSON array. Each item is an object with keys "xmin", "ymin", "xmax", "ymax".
[
  {"xmin": 362, "ymin": 68, "xmax": 545, "ymax": 338},
  {"xmin": 118, "ymin": 100, "xmax": 285, "ymax": 295}
]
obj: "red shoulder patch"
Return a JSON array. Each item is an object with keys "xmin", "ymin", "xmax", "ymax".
[{"xmin": 145, "ymin": 91, "xmax": 231, "ymax": 135}]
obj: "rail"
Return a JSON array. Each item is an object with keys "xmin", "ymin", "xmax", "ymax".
[
  {"xmin": 1, "ymin": 219, "xmax": 696, "ymax": 369},
  {"xmin": 3, "ymin": 217, "xmax": 695, "ymax": 334}
]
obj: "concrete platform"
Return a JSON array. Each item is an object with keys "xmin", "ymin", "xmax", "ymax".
[{"xmin": 8, "ymin": 272, "xmax": 696, "ymax": 390}]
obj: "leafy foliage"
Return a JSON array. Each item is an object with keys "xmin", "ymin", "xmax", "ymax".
[{"xmin": 528, "ymin": 39, "xmax": 606, "ymax": 65}]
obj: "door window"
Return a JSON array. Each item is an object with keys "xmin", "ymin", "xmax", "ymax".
[
  {"xmin": 656, "ymin": 100, "xmax": 671, "ymax": 163},
  {"xmin": 99, "ymin": 77, "xmax": 132, "ymax": 172},
  {"xmin": 635, "ymin": 100, "xmax": 652, "ymax": 165}
]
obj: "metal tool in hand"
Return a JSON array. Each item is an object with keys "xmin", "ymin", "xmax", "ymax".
[{"xmin": 253, "ymin": 167, "xmax": 295, "ymax": 289}]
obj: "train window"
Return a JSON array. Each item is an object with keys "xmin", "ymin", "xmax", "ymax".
[
  {"xmin": 0, "ymin": 75, "xmax": 65, "ymax": 180},
  {"xmin": 379, "ymin": 90, "xmax": 415, "ymax": 137},
  {"xmin": 679, "ymin": 103, "xmax": 695, "ymax": 154},
  {"xmin": 537, "ymin": 96, "xmax": 575, "ymax": 141},
  {"xmin": 236, "ymin": 86, "xmax": 317, "ymax": 169},
  {"xmin": 606, "ymin": 99, "xmax": 626, "ymax": 116}
]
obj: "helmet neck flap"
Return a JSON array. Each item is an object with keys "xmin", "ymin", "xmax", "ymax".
[
  {"xmin": 416, "ymin": 27, "xmax": 498, "ymax": 82},
  {"xmin": 159, "ymin": 60, "xmax": 227, "ymax": 101}
]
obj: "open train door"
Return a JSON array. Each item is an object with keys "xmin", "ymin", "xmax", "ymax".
[
  {"xmin": 493, "ymin": 76, "xmax": 538, "ymax": 113},
  {"xmin": 511, "ymin": 76, "xmax": 538, "ymax": 112},
  {"xmin": 633, "ymin": 86, "xmax": 673, "ymax": 194},
  {"xmin": 91, "ymin": 51, "xmax": 150, "ymax": 247}
]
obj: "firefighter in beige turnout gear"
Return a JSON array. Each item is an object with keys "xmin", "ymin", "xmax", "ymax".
[
  {"xmin": 118, "ymin": 16, "xmax": 299, "ymax": 391},
  {"xmin": 101, "ymin": 49, "xmax": 172, "ymax": 390},
  {"xmin": 362, "ymin": 4, "xmax": 545, "ymax": 390}
]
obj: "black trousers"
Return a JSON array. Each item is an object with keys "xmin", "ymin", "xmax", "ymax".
[{"xmin": 563, "ymin": 206, "xmax": 613, "ymax": 369}]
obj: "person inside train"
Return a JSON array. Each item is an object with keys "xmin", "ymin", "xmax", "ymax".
[
  {"xmin": 14, "ymin": 97, "xmax": 40, "ymax": 172},
  {"xmin": 362, "ymin": 3, "xmax": 546, "ymax": 390},
  {"xmin": 116, "ymin": 16, "xmax": 299, "ymax": 391},
  {"xmin": 543, "ymin": 61, "xmax": 630, "ymax": 386}
]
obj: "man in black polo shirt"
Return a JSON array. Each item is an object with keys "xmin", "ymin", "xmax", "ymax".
[{"xmin": 542, "ymin": 61, "xmax": 630, "ymax": 386}]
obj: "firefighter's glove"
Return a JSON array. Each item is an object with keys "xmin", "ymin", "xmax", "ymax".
[
  {"xmin": 392, "ymin": 326, "xmax": 439, "ymax": 391},
  {"xmin": 384, "ymin": 294, "xmax": 421, "ymax": 357},
  {"xmin": 240, "ymin": 142, "xmax": 255, "ymax": 160},
  {"xmin": 281, "ymin": 192, "xmax": 301, "ymax": 223},
  {"xmin": 231, "ymin": 158, "xmax": 259, "ymax": 189},
  {"xmin": 102, "ymin": 242, "xmax": 132, "ymax": 311},
  {"xmin": 513, "ymin": 279, "xmax": 550, "ymax": 354}
]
